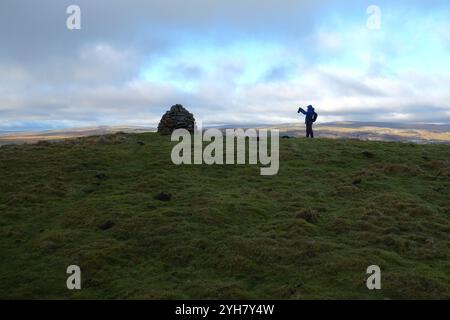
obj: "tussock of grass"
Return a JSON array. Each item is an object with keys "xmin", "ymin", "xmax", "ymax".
[{"xmin": 0, "ymin": 133, "xmax": 449, "ymax": 299}]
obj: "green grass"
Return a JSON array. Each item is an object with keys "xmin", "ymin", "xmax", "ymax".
[{"xmin": 0, "ymin": 132, "xmax": 449, "ymax": 299}]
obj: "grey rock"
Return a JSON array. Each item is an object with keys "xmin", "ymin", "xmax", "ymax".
[
  {"xmin": 154, "ymin": 192, "xmax": 172, "ymax": 202},
  {"xmin": 97, "ymin": 220, "xmax": 114, "ymax": 230},
  {"xmin": 362, "ymin": 151, "xmax": 375, "ymax": 158},
  {"xmin": 157, "ymin": 104, "xmax": 196, "ymax": 135}
]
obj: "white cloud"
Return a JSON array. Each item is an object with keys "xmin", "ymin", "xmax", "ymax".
[
  {"xmin": 314, "ymin": 30, "xmax": 343, "ymax": 52},
  {"xmin": 0, "ymin": 1, "xmax": 450, "ymax": 130}
]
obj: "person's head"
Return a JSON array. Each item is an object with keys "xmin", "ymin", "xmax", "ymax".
[{"xmin": 307, "ymin": 105, "xmax": 313, "ymax": 110}]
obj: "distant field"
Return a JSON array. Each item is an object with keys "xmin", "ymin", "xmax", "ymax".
[
  {"xmin": 0, "ymin": 132, "xmax": 449, "ymax": 299},
  {"xmin": 0, "ymin": 126, "xmax": 154, "ymax": 145},
  {"xmin": 1, "ymin": 122, "xmax": 449, "ymax": 145},
  {"xmin": 272, "ymin": 122, "xmax": 450, "ymax": 144}
]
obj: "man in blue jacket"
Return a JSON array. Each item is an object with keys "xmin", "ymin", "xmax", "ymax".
[{"xmin": 298, "ymin": 105, "xmax": 318, "ymax": 138}]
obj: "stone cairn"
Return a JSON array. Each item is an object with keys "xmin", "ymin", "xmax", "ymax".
[{"xmin": 157, "ymin": 104, "xmax": 196, "ymax": 135}]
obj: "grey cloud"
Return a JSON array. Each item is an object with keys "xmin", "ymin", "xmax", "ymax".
[
  {"xmin": 320, "ymin": 72, "xmax": 387, "ymax": 97},
  {"xmin": 0, "ymin": 0, "xmax": 324, "ymax": 63},
  {"xmin": 2, "ymin": 69, "xmax": 450, "ymax": 128},
  {"xmin": 1, "ymin": 0, "xmax": 450, "ymax": 130}
]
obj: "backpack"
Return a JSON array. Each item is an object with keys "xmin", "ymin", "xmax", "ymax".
[{"xmin": 312, "ymin": 112, "xmax": 318, "ymax": 123}]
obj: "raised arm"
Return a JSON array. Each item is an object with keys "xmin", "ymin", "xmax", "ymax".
[{"xmin": 298, "ymin": 107, "xmax": 306, "ymax": 115}]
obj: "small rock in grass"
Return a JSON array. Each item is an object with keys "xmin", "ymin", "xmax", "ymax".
[
  {"xmin": 37, "ymin": 140, "xmax": 51, "ymax": 147},
  {"xmin": 137, "ymin": 141, "xmax": 145, "ymax": 146},
  {"xmin": 95, "ymin": 173, "xmax": 110, "ymax": 180},
  {"xmin": 296, "ymin": 209, "xmax": 321, "ymax": 223},
  {"xmin": 97, "ymin": 136, "xmax": 109, "ymax": 145},
  {"xmin": 362, "ymin": 151, "xmax": 375, "ymax": 158},
  {"xmin": 352, "ymin": 178, "xmax": 362, "ymax": 185},
  {"xmin": 154, "ymin": 192, "xmax": 172, "ymax": 201},
  {"xmin": 81, "ymin": 186, "xmax": 95, "ymax": 194},
  {"xmin": 97, "ymin": 220, "xmax": 114, "ymax": 230}
]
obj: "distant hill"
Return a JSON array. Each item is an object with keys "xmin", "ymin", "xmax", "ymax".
[
  {"xmin": 0, "ymin": 125, "xmax": 155, "ymax": 145},
  {"xmin": 0, "ymin": 121, "xmax": 449, "ymax": 145},
  {"xmin": 263, "ymin": 121, "xmax": 450, "ymax": 144},
  {"xmin": 0, "ymin": 132, "xmax": 449, "ymax": 299},
  {"xmin": 319, "ymin": 121, "xmax": 450, "ymax": 131}
]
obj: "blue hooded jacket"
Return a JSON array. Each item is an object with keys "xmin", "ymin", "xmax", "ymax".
[{"xmin": 298, "ymin": 105, "xmax": 317, "ymax": 124}]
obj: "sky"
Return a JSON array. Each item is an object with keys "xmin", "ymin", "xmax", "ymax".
[{"xmin": 1, "ymin": 0, "xmax": 450, "ymax": 131}]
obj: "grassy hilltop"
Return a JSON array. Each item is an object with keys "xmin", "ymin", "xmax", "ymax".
[{"xmin": 0, "ymin": 132, "xmax": 449, "ymax": 299}]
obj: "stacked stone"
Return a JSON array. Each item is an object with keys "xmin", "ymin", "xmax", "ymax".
[{"xmin": 157, "ymin": 104, "xmax": 196, "ymax": 135}]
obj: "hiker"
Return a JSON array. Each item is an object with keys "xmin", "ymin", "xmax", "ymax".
[{"xmin": 298, "ymin": 105, "xmax": 318, "ymax": 138}]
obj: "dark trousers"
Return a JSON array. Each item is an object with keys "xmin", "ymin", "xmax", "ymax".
[{"xmin": 306, "ymin": 122, "xmax": 314, "ymax": 138}]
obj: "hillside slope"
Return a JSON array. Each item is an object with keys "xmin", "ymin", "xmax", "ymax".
[{"xmin": 0, "ymin": 133, "xmax": 449, "ymax": 299}]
